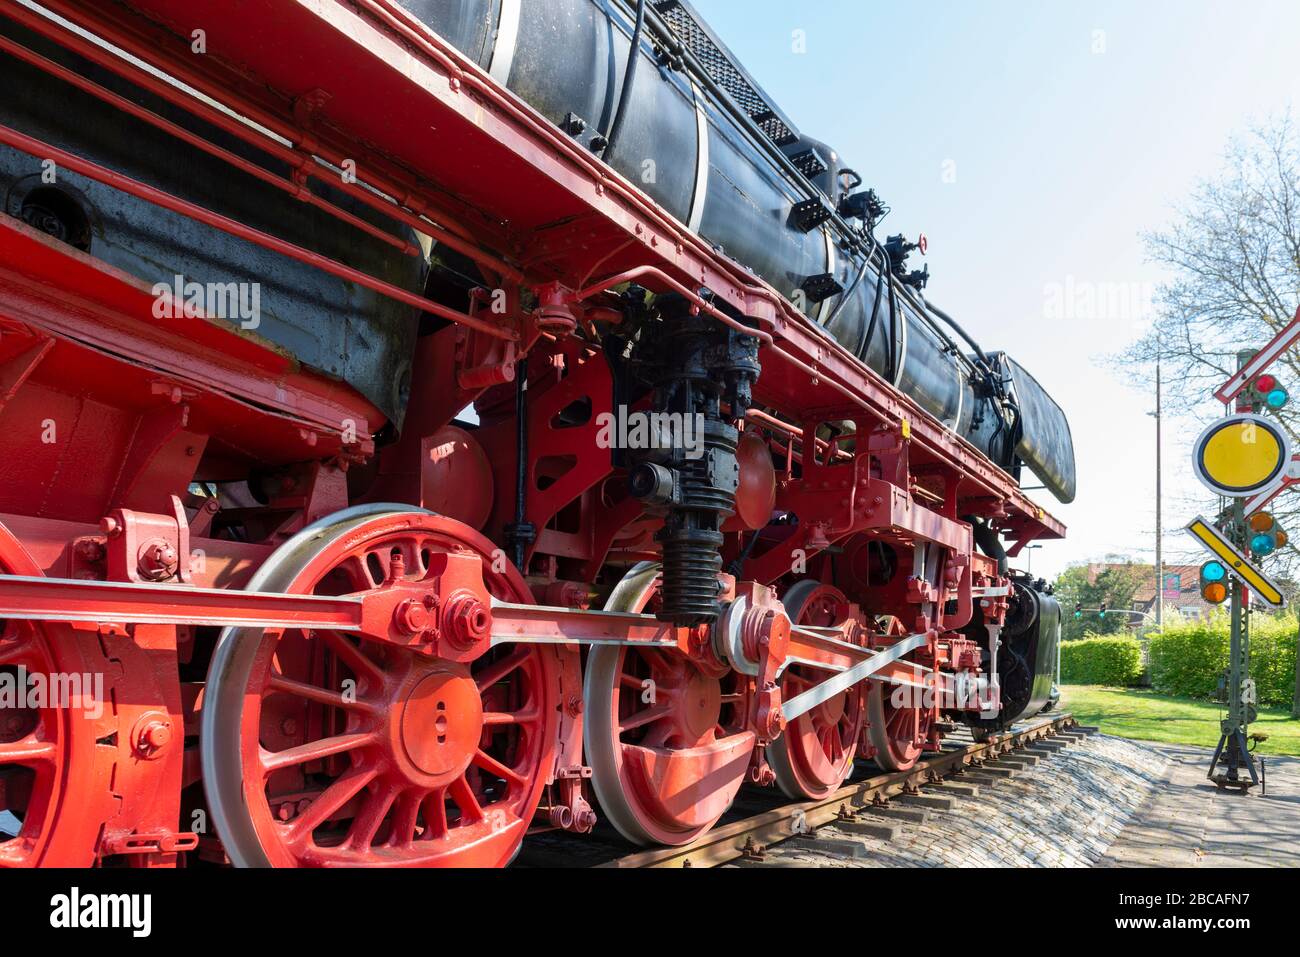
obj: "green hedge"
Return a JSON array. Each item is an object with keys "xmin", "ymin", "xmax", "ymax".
[
  {"xmin": 1148, "ymin": 617, "xmax": 1297, "ymax": 708},
  {"xmin": 1061, "ymin": 635, "xmax": 1144, "ymax": 686}
]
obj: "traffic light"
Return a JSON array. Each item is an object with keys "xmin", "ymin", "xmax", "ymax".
[
  {"xmin": 1199, "ymin": 560, "xmax": 1229, "ymax": 605},
  {"xmin": 1099, "ymin": 601, "xmax": 1107, "ymax": 618},
  {"xmin": 1247, "ymin": 511, "xmax": 1288, "ymax": 558},
  {"xmin": 1074, "ymin": 602, "xmax": 1082, "ymax": 620},
  {"xmin": 1250, "ymin": 373, "xmax": 1289, "ymax": 411}
]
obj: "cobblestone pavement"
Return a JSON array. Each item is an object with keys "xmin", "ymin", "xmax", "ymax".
[
  {"xmin": 737, "ymin": 732, "xmax": 1170, "ymax": 868},
  {"xmin": 1100, "ymin": 743, "xmax": 1300, "ymax": 868}
]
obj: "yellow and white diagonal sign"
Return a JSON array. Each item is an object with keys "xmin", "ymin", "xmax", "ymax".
[{"xmin": 1185, "ymin": 515, "xmax": 1286, "ymax": 608}]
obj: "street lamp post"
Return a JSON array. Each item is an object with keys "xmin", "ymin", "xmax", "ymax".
[
  {"xmin": 1025, "ymin": 543, "xmax": 1043, "ymax": 575},
  {"xmin": 1148, "ymin": 360, "xmax": 1164, "ymax": 629}
]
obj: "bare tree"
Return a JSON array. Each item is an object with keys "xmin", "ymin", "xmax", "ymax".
[
  {"xmin": 1125, "ymin": 114, "xmax": 1300, "ymax": 417},
  {"xmin": 1122, "ymin": 115, "xmax": 1300, "ymax": 576}
]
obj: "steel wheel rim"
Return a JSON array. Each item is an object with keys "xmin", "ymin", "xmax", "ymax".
[
  {"xmin": 203, "ymin": 506, "xmax": 557, "ymax": 867},
  {"xmin": 768, "ymin": 582, "xmax": 865, "ymax": 800},
  {"xmin": 584, "ymin": 563, "xmax": 754, "ymax": 847}
]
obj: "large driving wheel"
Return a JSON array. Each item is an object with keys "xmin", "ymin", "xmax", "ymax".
[
  {"xmin": 768, "ymin": 582, "xmax": 866, "ymax": 800},
  {"xmin": 584, "ymin": 564, "xmax": 754, "ymax": 847},
  {"xmin": 0, "ymin": 523, "xmax": 113, "ymax": 866},
  {"xmin": 202, "ymin": 506, "xmax": 559, "ymax": 867}
]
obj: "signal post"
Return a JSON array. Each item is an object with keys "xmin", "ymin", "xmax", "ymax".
[{"xmin": 1186, "ymin": 316, "xmax": 1300, "ymax": 790}]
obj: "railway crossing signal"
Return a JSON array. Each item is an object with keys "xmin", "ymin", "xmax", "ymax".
[
  {"xmin": 1247, "ymin": 373, "xmax": 1289, "ymax": 411},
  {"xmin": 1184, "ymin": 516, "xmax": 1286, "ymax": 609},
  {"xmin": 1213, "ymin": 307, "xmax": 1300, "ymax": 404},
  {"xmin": 1198, "ymin": 560, "xmax": 1228, "ymax": 605},
  {"xmin": 1247, "ymin": 512, "xmax": 1287, "ymax": 558},
  {"xmin": 1187, "ymin": 323, "xmax": 1300, "ymax": 792}
]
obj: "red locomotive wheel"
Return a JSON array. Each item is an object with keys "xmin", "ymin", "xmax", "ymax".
[
  {"xmin": 584, "ymin": 564, "xmax": 755, "ymax": 847},
  {"xmin": 202, "ymin": 506, "xmax": 560, "ymax": 867},
  {"xmin": 865, "ymin": 665, "xmax": 936, "ymax": 773},
  {"xmin": 0, "ymin": 524, "xmax": 111, "ymax": 867},
  {"xmin": 768, "ymin": 582, "xmax": 866, "ymax": 800}
]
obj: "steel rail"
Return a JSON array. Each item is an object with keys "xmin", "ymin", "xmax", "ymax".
[{"xmin": 599, "ymin": 711, "xmax": 1079, "ymax": 868}]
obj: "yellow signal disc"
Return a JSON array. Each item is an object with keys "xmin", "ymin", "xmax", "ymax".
[{"xmin": 1193, "ymin": 414, "xmax": 1290, "ymax": 497}]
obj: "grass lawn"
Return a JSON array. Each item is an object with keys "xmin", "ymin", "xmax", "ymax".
[{"xmin": 1060, "ymin": 685, "xmax": 1300, "ymax": 757}]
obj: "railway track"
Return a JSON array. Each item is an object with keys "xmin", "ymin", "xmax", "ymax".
[{"xmin": 515, "ymin": 712, "xmax": 1085, "ymax": 868}]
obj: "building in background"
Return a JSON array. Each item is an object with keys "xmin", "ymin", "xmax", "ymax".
[{"xmin": 1126, "ymin": 564, "xmax": 1221, "ymax": 623}]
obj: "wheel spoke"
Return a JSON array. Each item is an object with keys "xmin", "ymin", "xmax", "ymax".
[
  {"xmin": 420, "ymin": 788, "xmax": 449, "ymax": 840},
  {"xmin": 261, "ymin": 731, "xmax": 375, "ymax": 775},
  {"xmin": 339, "ymin": 554, "xmax": 378, "ymax": 591},
  {"xmin": 448, "ymin": 775, "xmax": 484, "ymax": 824},
  {"xmin": 284, "ymin": 765, "xmax": 378, "ymax": 845},
  {"xmin": 474, "ymin": 648, "xmax": 529, "ymax": 692},
  {"xmin": 472, "ymin": 749, "xmax": 526, "ymax": 787},
  {"xmin": 483, "ymin": 709, "xmax": 538, "ymax": 727},
  {"xmin": 827, "ymin": 729, "xmax": 843, "ymax": 763},
  {"xmin": 347, "ymin": 784, "xmax": 398, "ymax": 849},
  {"xmin": 385, "ymin": 789, "xmax": 421, "ymax": 847},
  {"xmin": 617, "ymin": 700, "xmax": 671, "ymax": 734},
  {"xmin": 267, "ymin": 672, "xmax": 379, "ymax": 715},
  {"xmin": 815, "ymin": 723, "xmax": 830, "ymax": 750},
  {"xmin": 316, "ymin": 629, "xmax": 385, "ymax": 684},
  {"xmin": 636, "ymin": 647, "xmax": 681, "ymax": 676}
]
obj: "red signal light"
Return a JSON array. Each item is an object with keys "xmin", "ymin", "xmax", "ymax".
[{"xmin": 1256, "ymin": 374, "xmax": 1278, "ymax": 393}]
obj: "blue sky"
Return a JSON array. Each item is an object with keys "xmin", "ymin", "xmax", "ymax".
[{"xmin": 692, "ymin": 0, "xmax": 1300, "ymax": 581}]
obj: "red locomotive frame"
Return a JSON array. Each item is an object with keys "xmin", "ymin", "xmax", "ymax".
[{"xmin": 0, "ymin": 0, "xmax": 1062, "ymax": 867}]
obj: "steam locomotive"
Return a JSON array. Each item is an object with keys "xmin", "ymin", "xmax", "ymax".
[{"xmin": 0, "ymin": 0, "xmax": 1069, "ymax": 866}]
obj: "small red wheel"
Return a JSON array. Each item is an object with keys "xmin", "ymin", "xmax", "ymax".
[
  {"xmin": 767, "ymin": 582, "xmax": 866, "ymax": 800},
  {"xmin": 0, "ymin": 523, "xmax": 111, "ymax": 867},
  {"xmin": 865, "ymin": 648, "xmax": 936, "ymax": 772},
  {"xmin": 584, "ymin": 564, "xmax": 754, "ymax": 847},
  {"xmin": 202, "ymin": 507, "xmax": 560, "ymax": 867}
]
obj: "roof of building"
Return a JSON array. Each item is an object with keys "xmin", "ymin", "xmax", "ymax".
[{"xmin": 1084, "ymin": 562, "xmax": 1217, "ymax": 615}]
